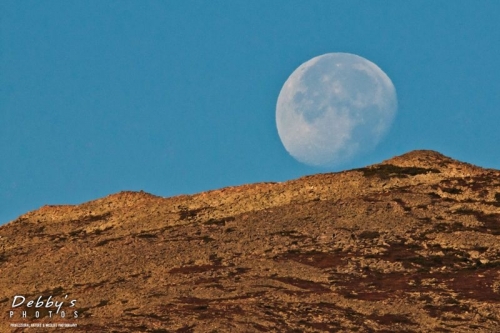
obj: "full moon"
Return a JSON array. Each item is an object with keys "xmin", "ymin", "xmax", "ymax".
[{"xmin": 276, "ymin": 53, "xmax": 397, "ymax": 167}]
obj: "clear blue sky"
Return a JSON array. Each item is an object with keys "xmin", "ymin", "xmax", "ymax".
[{"xmin": 1, "ymin": 1, "xmax": 499, "ymax": 224}]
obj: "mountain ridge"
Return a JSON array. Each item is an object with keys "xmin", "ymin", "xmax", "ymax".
[
  {"xmin": 1, "ymin": 150, "xmax": 499, "ymax": 332},
  {"xmin": 12, "ymin": 150, "xmax": 476, "ymax": 225}
]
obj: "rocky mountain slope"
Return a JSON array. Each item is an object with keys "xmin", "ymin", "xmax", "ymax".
[{"xmin": 1, "ymin": 150, "xmax": 499, "ymax": 332}]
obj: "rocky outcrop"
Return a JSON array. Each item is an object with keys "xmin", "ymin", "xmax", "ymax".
[{"xmin": 1, "ymin": 150, "xmax": 499, "ymax": 332}]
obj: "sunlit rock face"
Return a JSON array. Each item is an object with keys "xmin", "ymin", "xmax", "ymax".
[{"xmin": 1, "ymin": 150, "xmax": 500, "ymax": 331}]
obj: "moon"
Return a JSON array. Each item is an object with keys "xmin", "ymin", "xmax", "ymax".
[{"xmin": 276, "ymin": 53, "xmax": 397, "ymax": 167}]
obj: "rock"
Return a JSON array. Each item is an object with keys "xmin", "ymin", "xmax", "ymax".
[{"xmin": 0, "ymin": 150, "xmax": 499, "ymax": 331}]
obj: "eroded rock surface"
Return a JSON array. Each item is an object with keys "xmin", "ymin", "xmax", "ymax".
[{"xmin": 1, "ymin": 150, "xmax": 499, "ymax": 332}]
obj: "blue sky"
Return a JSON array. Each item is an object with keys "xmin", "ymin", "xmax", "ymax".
[{"xmin": 1, "ymin": 1, "xmax": 499, "ymax": 224}]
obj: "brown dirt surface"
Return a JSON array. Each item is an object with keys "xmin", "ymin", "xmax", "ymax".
[{"xmin": 1, "ymin": 150, "xmax": 499, "ymax": 332}]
